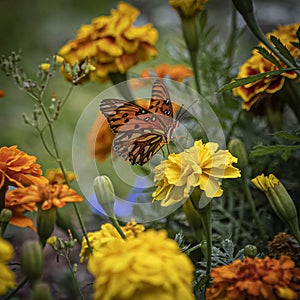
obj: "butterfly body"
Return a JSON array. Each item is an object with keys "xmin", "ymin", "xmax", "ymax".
[{"xmin": 100, "ymin": 80, "xmax": 178, "ymax": 165}]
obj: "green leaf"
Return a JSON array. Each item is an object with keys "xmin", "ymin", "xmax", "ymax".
[
  {"xmin": 296, "ymin": 26, "xmax": 300, "ymax": 42},
  {"xmin": 255, "ymin": 46, "xmax": 281, "ymax": 68},
  {"xmin": 270, "ymin": 35, "xmax": 296, "ymax": 64},
  {"xmin": 250, "ymin": 144, "xmax": 300, "ymax": 160},
  {"xmin": 273, "ymin": 131, "xmax": 300, "ymax": 142},
  {"xmin": 220, "ymin": 68, "xmax": 297, "ymax": 92}
]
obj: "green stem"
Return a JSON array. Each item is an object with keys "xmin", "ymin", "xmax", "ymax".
[
  {"xmin": 283, "ymin": 79, "xmax": 300, "ymax": 122},
  {"xmin": 0, "ymin": 184, "xmax": 7, "ymax": 211},
  {"xmin": 108, "ymin": 72, "xmax": 133, "ymax": 100},
  {"xmin": 110, "ymin": 217, "xmax": 126, "ymax": 240},
  {"xmin": 184, "ymin": 242, "xmax": 205, "ymax": 256},
  {"xmin": 3, "ymin": 277, "xmax": 28, "ymax": 300},
  {"xmin": 190, "ymin": 50, "xmax": 201, "ymax": 95},
  {"xmin": 61, "ymin": 85, "xmax": 74, "ymax": 108},
  {"xmin": 242, "ymin": 176, "xmax": 265, "ymax": 237}
]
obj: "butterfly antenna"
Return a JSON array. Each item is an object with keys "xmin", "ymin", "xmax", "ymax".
[{"xmin": 176, "ymin": 99, "xmax": 201, "ymax": 121}]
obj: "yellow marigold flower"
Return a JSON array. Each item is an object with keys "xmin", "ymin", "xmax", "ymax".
[
  {"xmin": 45, "ymin": 169, "xmax": 76, "ymax": 184},
  {"xmin": 140, "ymin": 63, "xmax": 193, "ymax": 82},
  {"xmin": 0, "ymin": 238, "xmax": 16, "ymax": 295},
  {"xmin": 206, "ymin": 255, "xmax": 300, "ymax": 300},
  {"xmin": 58, "ymin": 2, "xmax": 158, "ymax": 83},
  {"xmin": 233, "ymin": 22, "xmax": 300, "ymax": 111},
  {"xmin": 0, "ymin": 145, "xmax": 46, "ymax": 189},
  {"xmin": 153, "ymin": 140, "xmax": 241, "ymax": 206},
  {"xmin": 170, "ymin": 0, "xmax": 208, "ymax": 17},
  {"xmin": 88, "ymin": 229, "xmax": 195, "ymax": 300},
  {"xmin": 40, "ymin": 63, "xmax": 50, "ymax": 72},
  {"xmin": 80, "ymin": 219, "xmax": 145, "ymax": 263}
]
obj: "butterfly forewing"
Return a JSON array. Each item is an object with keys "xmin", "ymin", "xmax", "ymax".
[{"xmin": 99, "ymin": 80, "xmax": 178, "ymax": 165}]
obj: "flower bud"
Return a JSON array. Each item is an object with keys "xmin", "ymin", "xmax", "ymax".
[
  {"xmin": 32, "ymin": 282, "xmax": 51, "ymax": 300},
  {"xmin": 228, "ymin": 138, "xmax": 248, "ymax": 170},
  {"xmin": 40, "ymin": 63, "xmax": 51, "ymax": 72},
  {"xmin": 252, "ymin": 174, "xmax": 300, "ymax": 244},
  {"xmin": 94, "ymin": 176, "xmax": 116, "ymax": 217},
  {"xmin": 46, "ymin": 236, "xmax": 57, "ymax": 250},
  {"xmin": 0, "ymin": 208, "xmax": 12, "ymax": 223},
  {"xmin": 37, "ymin": 206, "xmax": 57, "ymax": 247},
  {"xmin": 244, "ymin": 244, "xmax": 257, "ymax": 258},
  {"xmin": 232, "ymin": 0, "xmax": 253, "ymax": 16},
  {"xmin": 21, "ymin": 240, "xmax": 44, "ymax": 283},
  {"xmin": 55, "ymin": 55, "xmax": 64, "ymax": 64}
]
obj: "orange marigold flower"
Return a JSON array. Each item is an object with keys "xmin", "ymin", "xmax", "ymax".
[
  {"xmin": 0, "ymin": 89, "xmax": 5, "ymax": 97},
  {"xmin": 170, "ymin": 0, "xmax": 208, "ymax": 17},
  {"xmin": 0, "ymin": 145, "xmax": 46, "ymax": 189},
  {"xmin": 140, "ymin": 64, "xmax": 193, "ymax": 82},
  {"xmin": 206, "ymin": 255, "xmax": 300, "ymax": 300},
  {"xmin": 58, "ymin": 2, "xmax": 158, "ymax": 83},
  {"xmin": 233, "ymin": 22, "xmax": 300, "ymax": 111}
]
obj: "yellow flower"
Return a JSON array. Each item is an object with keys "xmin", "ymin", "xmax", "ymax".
[
  {"xmin": 58, "ymin": 2, "xmax": 158, "ymax": 83},
  {"xmin": 88, "ymin": 229, "xmax": 195, "ymax": 300},
  {"xmin": 0, "ymin": 238, "xmax": 16, "ymax": 295},
  {"xmin": 55, "ymin": 55, "xmax": 64, "ymax": 64},
  {"xmin": 140, "ymin": 63, "xmax": 193, "ymax": 82},
  {"xmin": 233, "ymin": 22, "xmax": 300, "ymax": 111},
  {"xmin": 80, "ymin": 219, "xmax": 145, "ymax": 263},
  {"xmin": 153, "ymin": 140, "xmax": 241, "ymax": 206},
  {"xmin": 40, "ymin": 63, "xmax": 50, "ymax": 72},
  {"xmin": 0, "ymin": 145, "xmax": 46, "ymax": 189},
  {"xmin": 45, "ymin": 169, "xmax": 76, "ymax": 184},
  {"xmin": 170, "ymin": 0, "xmax": 208, "ymax": 17},
  {"xmin": 206, "ymin": 256, "xmax": 300, "ymax": 300}
]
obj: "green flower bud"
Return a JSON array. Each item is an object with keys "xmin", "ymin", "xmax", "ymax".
[
  {"xmin": 228, "ymin": 138, "xmax": 248, "ymax": 170},
  {"xmin": 37, "ymin": 206, "xmax": 57, "ymax": 247},
  {"xmin": 21, "ymin": 240, "xmax": 44, "ymax": 283},
  {"xmin": 181, "ymin": 16, "xmax": 199, "ymax": 53},
  {"xmin": 252, "ymin": 174, "xmax": 300, "ymax": 244},
  {"xmin": 32, "ymin": 282, "xmax": 51, "ymax": 300},
  {"xmin": 232, "ymin": 0, "xmax": 253, "ymax": 16},
  {"xmin": 244, "ymin": 244, "xmax": 257, "ymax": 258},
  {"xmin": 0, "ymin": 208, "xmax": 12, "ymax": 223},
  {"xmin": 94, "ymin": 176, "xmax": 116, "ymax": 218}
]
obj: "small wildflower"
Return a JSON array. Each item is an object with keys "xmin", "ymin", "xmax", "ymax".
[
  {"xmin": 55, "ymin": 55, "xmax": 64, "ymax": 64},
  {"xmin": 40, "ymin": 63, "xmax": 51, "ymax": 72}
]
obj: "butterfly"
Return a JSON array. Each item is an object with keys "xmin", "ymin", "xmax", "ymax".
[{"xmin": 100, "ymin": 80, "xmax": 180, "ymax": 165}]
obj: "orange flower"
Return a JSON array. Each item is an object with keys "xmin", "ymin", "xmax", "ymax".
[
  {"xmin": 140, "ymin": 64, "xmax": 193, "ymax": 82},
  {"xmin": 0, "ymin": 89, "xmax": 5, "ymax": 97},
  {"xmin": 0, "ymin": 145, "xmax": 46, "ymax": 189},
  {"xmin": 206, "ymin": 256, "xmax": 300, "ymax": 300},
  {"xmin": 233, "ymin": 23, "xmax": 300, "ymax": 111},
  {"xmin": 5, "ymin": 182, "xmax": 82, "ymax": 230},
  {"xmin": 45, "ymin": 168, "xmax": 76, "ymax": 184},
  {"xmin": 59, "ymin": 2, "xmax": 158, "ymax": 83}
]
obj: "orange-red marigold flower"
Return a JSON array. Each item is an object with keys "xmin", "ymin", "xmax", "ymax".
[
  {"xmin": 0, "ymin": 145, "xmax": 46, "ymax": 189},
  {"xmin": 206, "ymin": 255, "xmax": 300, "ymax": 300},
  {"xmin": 233, "ymin": 22, "xmax": 300, "ymax": 111}
]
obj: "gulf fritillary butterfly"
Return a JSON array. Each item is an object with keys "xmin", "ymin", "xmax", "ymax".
[{"xmin": 100, "ymin": 80, "xmax": 179, "ymax": 165}]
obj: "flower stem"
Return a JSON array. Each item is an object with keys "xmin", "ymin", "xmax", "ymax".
[
  {"xmin": 110, "ymin": 217, "xmax": 126, "ymax": 240},
  {"xmin": 3, "ymin": 277, "xmax": 28, "ymax": 300},
  {"xmin": 190, "ymin": 50, "xmax": 201, "ymax": 95}
]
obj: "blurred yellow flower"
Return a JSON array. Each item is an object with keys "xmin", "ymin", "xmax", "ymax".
[
  {"xmin": 40, "ymin": 63, "xmax": 50, "ymax": 72},
  {"xmin": 153, "ymin": 140, "xmax": 241, "ymax": 206},
  {"xmin": 0, "ymin": 238, "xmax": 16, "ymax": 295},
  {"xmin": 80, "ymin": 219, "xmax": 145, "ymax": 263},
  {"xmin": 233, "ymin": 22, "xmax": 300, "ymax": 111},
  {"xmin": 206, "ymin": 255, "xmax": 300, "ymax": 300},
  {"xmin": 45, "ymin": 169, "xmax": 76, "ymax": 184},
  {"xmin": 0, "ymin": 145, "xmax": 47, "ymax": 189},
  {"xmin": 170, "ymin": 0, "xmax": 208, "ymax": 17},
  {"xmin": 88, "ymin": 229, "xmax": 195, "ymax": 300},
  {"xmin": 59, "ymin": 2, "xmax": 158, "ymax": 83}
]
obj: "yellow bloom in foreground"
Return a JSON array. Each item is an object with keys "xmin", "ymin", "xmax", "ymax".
[
  {"xmin": 80, "ymin": 219, "xmax": 145, "ymax": 263},
  {"xmin": 206, "ymin": 256, "xmax": 300, "ymax": 300},
  {"xmin": 170, "ymin": 0, "xmax": 208, "ymax": 17},
  {"xmin": 40, "ymin": 63, "xmax": 50, "ymax": 72},
  {"xmin": 153, "ymin": 140, "xmax": 241, "ymax": 206},
  {"xmin": 88, "ymin": 229, "xmax": 195, "ymax": 300},
  {"xmin": 59, "ymin": 2, "xmax": 158, "ymax": 83},
  {"xmin": 233, "ymin": 22, "xmax": 300, "ymax": 111},
  {"xmin": 0, "ymin": 238, "xmax": 16, "ymax": 295}
]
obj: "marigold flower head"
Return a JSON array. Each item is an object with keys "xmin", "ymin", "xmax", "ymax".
[
  {"xmin": 88, "ymin": 229, "xmax": 195, "ymax": 300},
  {"xmin": 59, "ymin": 2, "xmax": 158, "ymax": 83},
  {"xmin": 268, "ymin": 232, "xmax": 300, "ymax": 267},
  {"xmin": 206, "ymin": 255, "xmax": 300, "ymax": 300},
  {"xmin": 0, "ymin": 145, "xmax": 46, "ymax": 189},
  {"xmin": 5, "ymin": 182, "xmax": 82, "ymax": 230},
  {"xmin": 233, "ymin": 22, "xmax": 300, "ymax": 111},
  {"xmin": 140, "ymin": 64, "xmax": 193, "ymax": 82},
  {"xmin": 80, "ymin": 219, "xmax": 145, "ymax": 263},
  {"xmin": 153, "ymin": 140, "xmax": 241, "ymax": 206},
  {"xmin": 0, "ymin": 238, "xmax": 16, "ymax": 295},
  {"xmin": 45, "ymin": 168, "xmax": 76, "ymax": 184},
  {"xmin": 0, "ymin": 89, "xmax": 5, "ymax": 97},
  {"xmin": 170, "ymin": 0, "xmax": 208, "ymax": 17}
]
